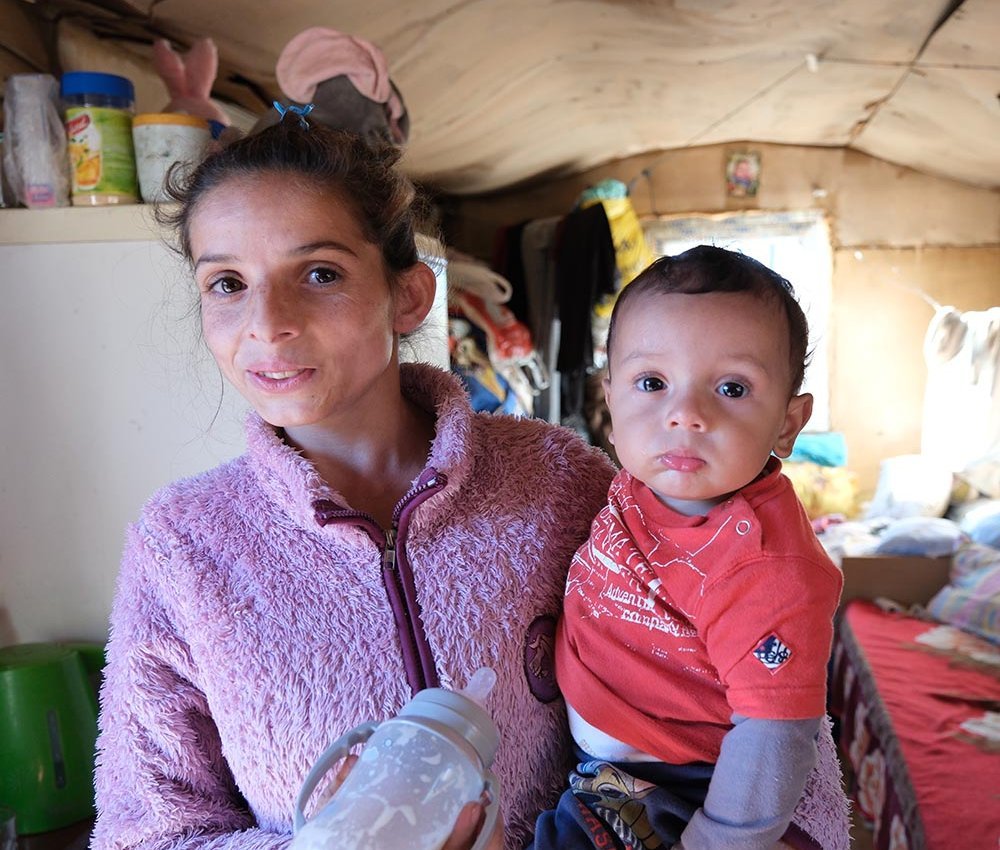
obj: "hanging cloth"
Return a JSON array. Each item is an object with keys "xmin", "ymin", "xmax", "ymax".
[
  {"xmin": 578, "ymin": 179, "xmax": 657, "ymax": 319},
  {"xmin": 921, "ymin": 305, "xmax": 1000, "ymax": 494},
  {"xmin": 447, "ymin": 253, "xmax": 549, "ymax": 416},
  {"xmin": 554, "ymin": 203, "xmax": 617, "ymax": 432}
]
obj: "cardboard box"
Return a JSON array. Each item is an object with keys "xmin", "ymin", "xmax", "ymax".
[{"xmin": 840, "ymin": 555, "xmax": 951, "ymax": 609}]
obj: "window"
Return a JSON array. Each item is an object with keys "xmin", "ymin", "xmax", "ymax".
[{"xmin": 641, "ymin": 210, "xmax": 832, "ymax": 432}]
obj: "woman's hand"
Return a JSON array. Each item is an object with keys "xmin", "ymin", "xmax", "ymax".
[
  {"xmin": 441, "ymin": 801, "xmax": 504, "ymax": 850},
  {"xmin": 311, "ymin": 753, "xmax": 358, "ymax": 811}
]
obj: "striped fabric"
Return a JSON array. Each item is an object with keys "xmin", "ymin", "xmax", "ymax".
[{"xmin": 927, "ymin": 543, "xmax": 1000, "ymax": 645}]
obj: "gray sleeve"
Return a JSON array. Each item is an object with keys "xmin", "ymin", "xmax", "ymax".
[{"xmin": 675, "ymin": 714, "xmax": 821, "ymax": 850}]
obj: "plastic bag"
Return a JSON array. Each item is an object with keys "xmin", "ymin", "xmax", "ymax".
[{"xmin": 2, "ymin": 74, "xmax": 70, "ymax": 208}]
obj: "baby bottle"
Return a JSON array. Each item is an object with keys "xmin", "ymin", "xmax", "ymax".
[{"xmin": 291, "ymin": 668, "xmax": 500, "ymax": 850}]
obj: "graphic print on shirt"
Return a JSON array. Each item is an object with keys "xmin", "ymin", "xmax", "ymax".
[{"xmin": 565, "ymin": 478, "xmax": 749, "ymax": 667}]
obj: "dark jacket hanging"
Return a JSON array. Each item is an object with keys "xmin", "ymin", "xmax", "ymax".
[{"xmin": 553, "ymin": 203, "xmax": 618, "ymax": 429}]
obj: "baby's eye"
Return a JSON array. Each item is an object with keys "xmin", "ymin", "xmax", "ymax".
[
  {"xmin": 209, "ymin": 276, "xmax": 245, "ymax": 295},
  {"xmin": 637, "ymin": 376, "xmax": 665, "ymax": 392},
  {"xmin": 718, "ymin": 381, "xmax": 748, "ymax": 399},
  {"xmin": 308, "ymin": 266, "xmax": 341, "ymax": 286}
]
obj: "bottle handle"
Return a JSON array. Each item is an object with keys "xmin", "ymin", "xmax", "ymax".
[
  {"xmin": 470, "ymin": 770, "xmax": 501, "ymax": 850},
  {"xmin": 293, "ymin": 721, "xmax": 380, "ymax": 833}
]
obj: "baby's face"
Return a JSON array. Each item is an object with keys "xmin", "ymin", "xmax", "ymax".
[{"xmin": 604, "ymin": 290, "xmax": 812, "ymax": 516}]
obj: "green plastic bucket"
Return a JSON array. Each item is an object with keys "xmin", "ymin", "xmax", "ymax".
[{"xmin": 0, "ymin": 642, "xmax": 104, "ymax": 834}]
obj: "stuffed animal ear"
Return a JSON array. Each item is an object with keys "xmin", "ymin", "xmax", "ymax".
[
  {"xmin": 183, "ymin": 38, "xmax": 219, "ymax": 99},
  {"xmin": 152, "ymin": 39, "xmax": 187, "ymax": 98},
  {"xmin": 150, "ymin": 37, "xmax": 229, "ymax": 126}
]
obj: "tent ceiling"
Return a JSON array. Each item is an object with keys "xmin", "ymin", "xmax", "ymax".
[{"xmin": 4, "ymin": 0, "xmax": 1000, "ymax": 196}]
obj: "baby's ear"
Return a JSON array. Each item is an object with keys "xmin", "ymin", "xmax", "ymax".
[{"xmin": 773, "ymin": 393, "xmax": 813, "ymax": 458}]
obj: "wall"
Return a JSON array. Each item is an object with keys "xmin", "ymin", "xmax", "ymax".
[
  {"xmin": 0, "ymin": 215, "xmax": 247, "ymax": 647},
  {"xmin": 830, "ymin": 246, "xmax": 999, "ymax": 495},
  {"xmin": 442, "ymin": 143, "xmax": 1000, "ymax": 500}
]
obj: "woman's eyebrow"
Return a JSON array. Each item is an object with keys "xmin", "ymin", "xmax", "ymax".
[
  {"xmin": 194, "ymin": 241, "xmax": 358, "ymax": 270},
  {"xmin": 194, "ymin": 253, "xmax": 236, "ymax": 270},
  {"xmin": 294, "ymin": 240, "xmax": 358, "ymax": 257}
]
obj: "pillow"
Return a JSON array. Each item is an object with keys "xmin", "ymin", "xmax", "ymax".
[
  {"xmin": 783, "ymin": 461, "xmax": 859, "ymax": 520},
  {"xmin": 959, "ymin": 451, "xmax": 1000, "ymax": 499},
  {"xmin": 863, "ymin": 454, "xmax": 953, "ymax": 519},
  {"xmin": 956, "ymin": 499, "xmax": 1000, "ymax": 549},
  {"xmin": 950, "ymin": 541, "xmax": 1000, "ymax": 580},
  {"xmin": 926, "ymin": 543, "xmax": 1000, "ymax": 645},
  {"xmin": 874, "ymin": 516, "xmax": 968, "ymax": 558}
]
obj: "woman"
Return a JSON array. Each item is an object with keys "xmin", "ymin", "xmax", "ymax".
[{"xmin": 91, "ymin": 118, "xmax": 615, "ymax": 850}]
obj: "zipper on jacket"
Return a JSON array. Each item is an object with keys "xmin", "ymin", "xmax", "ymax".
[
  {"xmin": 379, "ymin": 525, "xmax": 426, "ymax": 693},
  {"xmin": 385, "ymin": 470, "xmax": 447, "ymax": 693},
  {"xmin": 383, "ymin": 527, "xmax": 397, "ymax": 572},
  {"xmin": 312, "ymin": 469, "xmax": 447, "ymax": 696}
]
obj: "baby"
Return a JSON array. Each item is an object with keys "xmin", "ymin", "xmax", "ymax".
[{"xmin": 532, "ymin": 245, "xmax": 846, "ymax": 850}]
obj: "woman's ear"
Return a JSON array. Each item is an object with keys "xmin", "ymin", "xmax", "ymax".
[
  {"xmin": 773, "ymin": 392, "xmax": 813, "ymax": 458},
  {"xmin": 392, "ymin": 262, "xmax": 437, "ymax": 334}
]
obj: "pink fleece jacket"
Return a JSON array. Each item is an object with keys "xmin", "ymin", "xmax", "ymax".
[{"xmin": 91, "ymin": 363, "xmax": 616, "ymax": 850}]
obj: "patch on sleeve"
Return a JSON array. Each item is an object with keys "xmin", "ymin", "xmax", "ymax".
[{"xmin": 752, "ymin": 633, "xmax": 792, "ymax": 672}]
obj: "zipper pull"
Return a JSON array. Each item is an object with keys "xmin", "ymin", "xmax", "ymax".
[
  {"xmin": 389, "ymin": 468, "xmax": 447, "ymax": 526},
  {"xmin": 382, "ymin": 527, "xmax": 397, "ymax": 572}
]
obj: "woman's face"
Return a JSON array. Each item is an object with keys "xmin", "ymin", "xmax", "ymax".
[{"xmin": 190, "ymin": 173, "xmax": 414, "ymax": 431}]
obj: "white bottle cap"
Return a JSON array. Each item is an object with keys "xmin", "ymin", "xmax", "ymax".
[{"xmin": 400, "ymin": 686, "xmax": 499, "ymax": 767}]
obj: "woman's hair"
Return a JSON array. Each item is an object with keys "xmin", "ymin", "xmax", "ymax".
[
  {"xmin": 606, "ymin": 244, "xmax": 811, "ymax": 394},
  {"xmin": 157, "ymin": 119, "xmax": 425, "ymax": 284}
]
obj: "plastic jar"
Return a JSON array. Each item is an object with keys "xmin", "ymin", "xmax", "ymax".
[
  {"xmin": 132, "ymin": 113, "xmax": 211, "ymax": 202},
  {"xmin": 61, "ymin": 71, "xmax": 138, "ymax": 206}
]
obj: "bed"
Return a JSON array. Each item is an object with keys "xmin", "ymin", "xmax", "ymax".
[{"xmin": 828, "ymin": 554, "xmax": 1000, "ymax": 850}]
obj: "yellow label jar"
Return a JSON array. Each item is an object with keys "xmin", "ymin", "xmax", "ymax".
[{"xmin": 61, "ymin": 72, "xmax": 138, "ymax": 205}]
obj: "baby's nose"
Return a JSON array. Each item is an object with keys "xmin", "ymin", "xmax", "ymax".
[{"xmin": 665, "ymin": 391, "xmax": 707, "ymax": 431}]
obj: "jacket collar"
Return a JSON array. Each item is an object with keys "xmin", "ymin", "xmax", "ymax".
[{"xmin": 244, "ymin": 363, "xmax": 477, "ymax": 531}]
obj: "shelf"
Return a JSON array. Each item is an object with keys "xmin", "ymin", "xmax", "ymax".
[
  {"xmin": 0, "ymin": 204, "xmax": 445, "ymax": 256},
  {"xmin": 0, "ymin": 203, "xmax": 164, "ymax": 246}
]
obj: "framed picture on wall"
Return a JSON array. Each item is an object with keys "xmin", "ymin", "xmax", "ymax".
[{"xmin": 726, "ymin": 151, "xmax": 760, "ymax": 197}]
